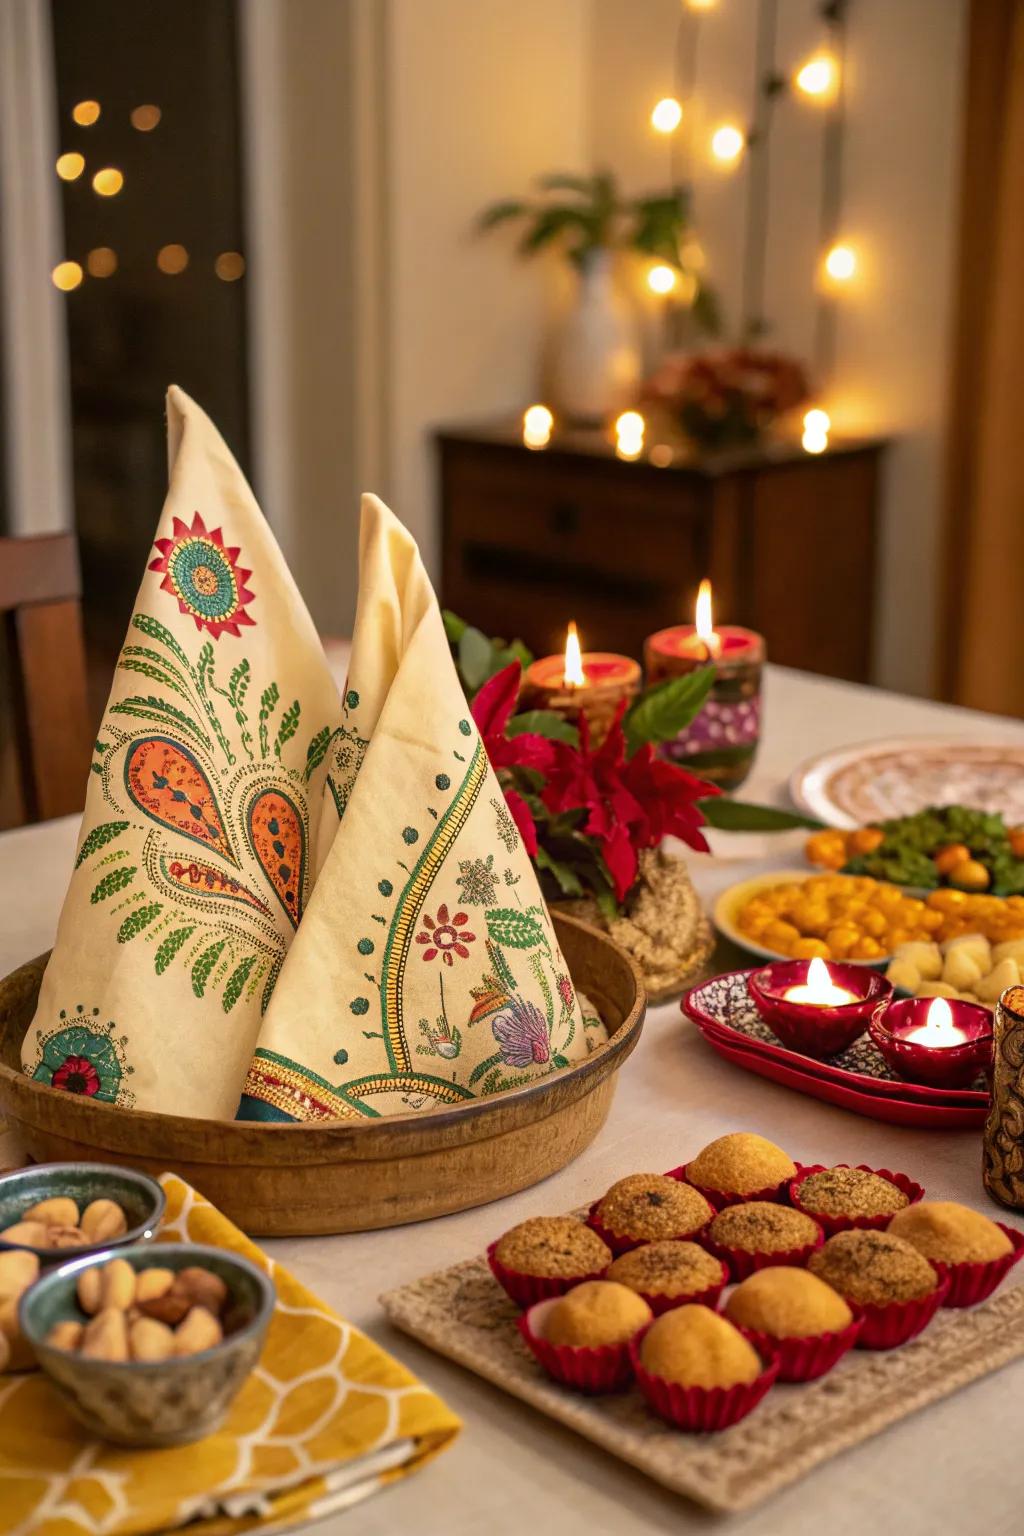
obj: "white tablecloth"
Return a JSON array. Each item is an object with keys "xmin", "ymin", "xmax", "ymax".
[{"xmin": 3, "ymin": 665, "xmax": 1024, "ymax": 1535}]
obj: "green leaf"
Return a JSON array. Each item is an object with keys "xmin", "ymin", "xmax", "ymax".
[
  {"xmin": 476, "ymin": 199, "xmax": 527, "ymax": 231},
  {"xmin": 90, "ymin": 867, "xmax": 137, "ymax": 904},
  {"xmin": 623, "ymin": 668, "xmax": 715, "ymax": 755},
  {"xmin": 469, "ymin": 1050, "xmax": 503, "ymax": 1087},
  {"xmin": 75, "ymin": 820, "xmax": 129, "ymax": 868},
  {"xmin": 223, "ymin": 955, "xmax": 257, "ymax": 1013},
  {"xmin": 274, "ymin": 699, "xmax": 300, "ymax": 758},
  {"xmin": 535, "ymin": 846, "xmax": 584, "ymax": 897},
  {"xmin": 116, "ymin": 903, "xmax": 162, "ymax": 943},
  {"xmin": 261, "ymin": 958, "xmax": 283, "ymax": 1016},
  {"xmin": 595, "ymin": 887, "xmax": 621, "ymax": 922},
  {"xmin": 442, "ymin": 609, "xmax": 469, "ymax": 644},
  {"xmin": 692, "ymin": 279, "xmax": 723, "ymax": 338},
  {"xmin": 192, "ymin": 940, "xmax": 226, "ymax": 998},
  {"xmin": 458, "ymin": 626, "xmax": 497, "ymax": 691},
  {"xmin": 507, "ymin": 710, "xmax": 579, "ymax": 745},
  {"xmin": 304, "ymin": 725, "xmax": 332, "ymax": 780},
  {"xmin": 485, "ymin": 906, "xmax": 546, "ymax": 949},
  {"xmin": 155, "ymin": 925, "xmax": 195, "ymax": 975},
  {"xmin": 697, "ymin": 798, "xmax": 825, "ymax": 832},
  {"xmin": 109, "ymin": 697, "xmax": 211, "ymax": 750}
]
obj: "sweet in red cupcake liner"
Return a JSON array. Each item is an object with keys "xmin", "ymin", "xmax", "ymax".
[
  {"xmin": 851, "ymin": 1273, "xmax": 949, "ymax": 1349},
  {"xmin": 629, "ymin": 1329, "xmax": 779, "ymax": 1431},
  {"xmin": 487, "ymin": 1242, "xmax": 608, "ymax": 1309},
  {"xmin": 518, "ymin": 1299, "xmax": 639, "ymax": 1393},
  {"xmin": 629, "ymin": 1262, "xmax": 729, "ymax": 1318},
  {"xmin": 788, "ymin": 1163, "xmax": 924, "ymax": 1235},
  {"xmin": 666, "ymin": 1162, "xmax": 808, "ymax": 1211},
  {"xmin": 702, "ymin": 1223, "xmax": 824, "ymax": 1282},
  {"xmin": 735, "ymin": 1316, "xmax": 863, "ymax": 1381},
  {"xmin": 932, "ymin": 1223, "xmax": 1024, "ymax": 1308},
  {"xmin": 585, "ymin": 1201, "xmax": 710, "ymax": 1257}
]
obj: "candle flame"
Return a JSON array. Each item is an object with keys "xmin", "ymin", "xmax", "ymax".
[
  {"xmin": 563, "ymin": 621, "xmax": 585, "ymax": 688},
  {"xmin": 924, "ymin": 996, "xmax": 957, "ymax": 1044},
  {"xmin": 695, "ymin": 579, "xmax": 721, "ymax": 657},
  {"xmin": 806, "ymin": 957, "xmax": 832, "ymax": 995}
]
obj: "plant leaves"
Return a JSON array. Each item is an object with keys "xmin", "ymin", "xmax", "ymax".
[
  {"xmin": 442, "ymin": 609, "xmax": 468, "ymax": 644},
  {"xmin": 507, "ymin": 710, "xmax": 579, "ymax": 745},
  {"xmin": 75, "ymin": 820, "xmax": 129, "ymax": 868},
  {"xmin": 458, "ymin": 626, "xmax": 498, "ymax": 691},
  {"xmin": 304, "ymin": 725, "xmax": 332, "ymax": 780},
  {"xmin": 485, "ymin": 907, "xmax": 546, "ymax": 949},
  {"xmin": 223, "ymin": 955, "xmax": 257, "ymax": 1013},
  {"xmin": 155, "ymin": 925, "xmax": 195, "ymax": 975},
  {"xmin": 192, "ymin": 939, "xmax": 226, "ymax": 998},
  {"xmin": 90, "ymin": 867, "xmax": 137, "ymax": 904},
  {"xmin": 274, "ymin": 699, "xmax": 300, "ymax": 757},
  {"xmin": 535, "ymin": 846, "xmax": 584, "ymax": 897},
  {"xmin": 622, "ymin": 667, "xmax": 715, "ymax": 755},
  {"xmin": 697, "ymin": 798, "xmax": 825, "ymax": 832},
  {"xmin": 116, "ymin": 903, "xmax": 162, "ymax": 943},
  {"xmin": 476, "ymin": 199, "xmax": 527, "ymax": 231}
]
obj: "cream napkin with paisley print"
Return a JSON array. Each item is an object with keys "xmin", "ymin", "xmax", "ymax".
[
  {"xmin": 237, "ymin": 495, "xmax": 605, "ymax": 1121},
  {"xmin": 24, "ymin": 387, "xmax": 344, "ymax": 1118}
]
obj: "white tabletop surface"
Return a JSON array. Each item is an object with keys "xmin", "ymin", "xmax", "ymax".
[{"xmin": 4, "ymin": 664, "xmax": 1024, "ymax": 1535}]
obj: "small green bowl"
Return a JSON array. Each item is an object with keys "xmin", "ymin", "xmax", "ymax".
[
  {"xmin": 0, "ymin": 1163, "xmax": 166, "ymax": 1265},
  {"xmin": 20, "ymin": 1241, "xmax": 276, "ymax": 1446}
]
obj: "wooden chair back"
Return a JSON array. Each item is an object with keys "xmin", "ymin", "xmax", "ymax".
[{"xmin": 0, "ymin": 533, "xmax": 92, "ymax": 824}]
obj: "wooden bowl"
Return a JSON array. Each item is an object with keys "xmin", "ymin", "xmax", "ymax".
[{"xmin": 0, "ymin": 914, "xmax": 645, "ymax": 1236}]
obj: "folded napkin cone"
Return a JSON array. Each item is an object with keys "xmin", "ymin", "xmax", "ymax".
[{"xmin": 24, "ymin": 388, "xmax": 604, "ymax": 1121}]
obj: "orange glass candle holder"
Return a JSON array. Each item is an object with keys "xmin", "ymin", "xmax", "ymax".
[{"xmin": 522, "ymin": 641, "xmax": 641, "ymax": 747}]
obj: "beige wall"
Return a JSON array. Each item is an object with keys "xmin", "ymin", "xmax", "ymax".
[{"xmin": 589, "ymin": 0, "xmax": 968, "ymax": 694}]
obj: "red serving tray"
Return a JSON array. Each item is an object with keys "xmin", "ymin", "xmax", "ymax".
[{"xmin": 693, "ymin": 1028, "xmax": 987, "ymax": 1129}]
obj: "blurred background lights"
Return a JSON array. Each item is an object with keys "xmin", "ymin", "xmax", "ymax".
[
  {"xmin": 214, "ymin": 251, "xmax": 246, "ymax": 282},
  {"xmin": 130, "ymin": 104, "xmax": 162, "ymax": 131},
  {"xmin": 803, "ymin": 408, "xmax": 831, "ymax": 434},
  {"xmin": 824, "ymin": 243, "xmax": 857, "ymax": 281},
  {"xmin": 522, "ymin": 403, "xmax": 554, "ymax": 449},
  {"xmin": 615, "ymin": 410, "xmax": 645, "ymax": 460},
  {"xmin": 156, "ymin": 243, "xmax": 189, "ymax": 274},
  {"xmin": 51, "ymin": 260, "xmax": 83, "ymax": 292},
  {"xmin": 86, "ymin": 247, "xmax": 117, "ymax": 278},
  {"xmin": 651, "ymin": 97, "xmax": 683, "ymax": 134},
  {"xmin": 71, "ymin": 100, "xmax": 100, "ymax": 126},
  {"xmin": 795, "ymin": 55, "xmax": 838, "ymax": 99},
  {"xmin": 92, "ymin": 167, "xmax": 124, "ymax": 197},
  {"xmin": 56, "ymin": 152, "xmax": 85, "ymax": 181},
  {"xmin": 711, "ymin": 124, "xmax": 744, "ymax": 163},
  {"xmin": 685, "ymin": 0, "xmax": 718, "ymax": 10},
  {"xmin": 647, "ymin": 263, "xmax": 677, "ymax": 295},
  {"xmin": 802, "ymin": 426, "xmax": 829, "ymax": 454}
]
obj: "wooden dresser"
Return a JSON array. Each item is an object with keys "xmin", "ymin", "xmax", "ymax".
[{"xmin": 437, "ymin": 421, "xmax": 885, "ymax": 683}]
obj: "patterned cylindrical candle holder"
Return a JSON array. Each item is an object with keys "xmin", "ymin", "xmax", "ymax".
[
  {"xmin": 644, "ymin": 623, "xmax": 765, "ymax": 790},
  {"xmin": 522, "ymin": 644, "xmax": 641, "ymax": 748},
  {"xmin": 983, "ymin": 984, "xmax": 1024, "ymax": 1211}
]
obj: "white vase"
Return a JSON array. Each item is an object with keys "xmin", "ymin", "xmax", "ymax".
[{"xmin": 550, "ymin": 250, "xmax": 641, "ymax": 424}]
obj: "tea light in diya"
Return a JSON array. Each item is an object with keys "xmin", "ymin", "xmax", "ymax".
[
  {"xmin": 521, "ymin": 622, "xmax": 641, "ymax": 746},
  {"xmin": 869, "ymin": 994, "xmax": 994, "ymax": 1090},
  {"xmin": 644, "ymin": 579, "xmax": 765, "ymax": 790},
  {"xmin": 748, "ymin": 956, "xmax": 893, "ymax": 1058}
]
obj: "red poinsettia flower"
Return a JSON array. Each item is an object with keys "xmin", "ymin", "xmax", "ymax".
[
  {"xmin": 149, "ymin": 511, "xmax": 256, "ymax": 639},
  {"xmin": 51, "ymin": 1055, "xmax": 101, "ymax": 1096},
  {"xmin": 471, "ymin": 663, "xmax": 556, "ymax": 856},
  {"xmin": 415, "ymin": 904, "xmax": 477, "ymax": 966}
]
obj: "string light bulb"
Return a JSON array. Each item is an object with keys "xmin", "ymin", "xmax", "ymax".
[
  {"xmin": 803, "ymin": 408, "xmax": 831, "ymax": 434},
  {"xmin": 615, "ymin": 410, "xmax": 645, "ymax": 460},
  {"xmin": 647, "ymin": 264, "xmax": 677, "ymax": 295},
  {"xmin": 824, "ymin": 243, "xmax": 857, "ymax": 281},
  {"xmin": 86, "ymin": 247, "xmax": 117, "ymax": 278},
  {"xmin": 156, "ymin": 244, "xmax": 189, "ymax": 275},
  {"xmin": 685, "ymin": 0, "xmax": 717, "ymax": 9},
  {"xmin": 522, "ymin": 403, "xmax": 554, "ymax": 450},
  {"xmin": 711, "ymin": 124, "xmax": 745, "ymax": 164},
  {"xmin": 130, "ymin": 104, "xmax": 162, "ymax": 131},
  {"xmin": 802, "ymin": 426, "xmax": 829, "ymax": 454},
  {"xmin": 56, "ymin": 152, "xmax": 85, "ymax": 181},
  {"xmin": 795, "ymin": 55, "xmax": 838, "ymax": 100},
  {"xmin": 72, "ymin": 100, "xmax": 100, "ymax": 126},
  {"xmin": 92, "ymin": 167, "xmax": 124, "ymax": 197},
  {"xmin": 651, "ymin": 97, "xmax": 683, "ymax": 134},
  {"xmin": 51, "ymin": 261, "xmax": 83, "ymax": 292}
]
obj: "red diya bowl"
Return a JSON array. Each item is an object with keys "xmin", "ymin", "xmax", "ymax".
[
  {"xmin": 868, "ymin": 997, "xmax": 993, "ymax": 1090},
  {"xmin": 747, "ymin": 961, "xmax": 892, "ymax": 1059}
]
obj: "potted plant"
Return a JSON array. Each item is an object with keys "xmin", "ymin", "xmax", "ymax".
[{"xmin": 478, "ymin": 171, "xmax": 718, "ymax": 423}]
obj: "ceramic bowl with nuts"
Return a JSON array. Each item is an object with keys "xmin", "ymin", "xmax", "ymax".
[
  {"xmin": 19, "ymin": 1242, "xmax": 275, "ymax": 1447},
  {"xmin": 0, "ymin": 1163, "xmax": 166, "ymax": 1264}
]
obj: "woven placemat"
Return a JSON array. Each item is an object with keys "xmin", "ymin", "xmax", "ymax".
[{"xmin": 382, "ymin": 1255, "xmax": 1024, "ymax": 1513}]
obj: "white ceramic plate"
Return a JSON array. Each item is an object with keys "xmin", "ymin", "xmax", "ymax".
[
  {"xmin": 713, "ymin": 868, "xmax": 891, "ymax": 967},
  {"xmin": 789, "ymin": 736, "xmax": 1024, "ymax": 830}
]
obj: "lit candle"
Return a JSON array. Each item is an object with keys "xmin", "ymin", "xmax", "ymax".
[
  {"xmin": 782, "ymin": 956, "xmax": 858, "ymax": 1008},
  {"xmin": 522, "ymin": 623, "xmax": 641, "ymax": 747},
  {"xmin": 644, "ymin": 579, "xmax": 765, "ymax": 789},
  {"xmin": 903, "ymin": 996, "xmax": 968, "ymax": 1049}
]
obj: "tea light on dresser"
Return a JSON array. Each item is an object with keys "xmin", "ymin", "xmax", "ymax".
[
  {"xmin": 644, "ymin": 578, "xmax": 765, "ymax": 790},
  {"xmin": 522, "ymin": 623, "xmax": 641, "ymax": 747}
]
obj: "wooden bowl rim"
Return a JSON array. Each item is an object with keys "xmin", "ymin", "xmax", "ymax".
[{"xmin": 0, "ymin": 913, "xmax": 646, "ymax": 1157}]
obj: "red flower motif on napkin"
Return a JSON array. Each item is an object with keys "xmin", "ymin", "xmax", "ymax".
[
  {"xmin": 51, "ymin": 1055, "xmax": 101, "ymax": 1096},
  {"xmin": 149, "ymin": 511, "xmax": 255, "ymax": 639},
  {"xmin": 415, "ymin": 904, "xmax": 477, "ymax": 966}
]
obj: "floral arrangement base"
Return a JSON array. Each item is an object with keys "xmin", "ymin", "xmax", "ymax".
[{"xmin": 554, "ymin": 847, "xmax": 714, "ymax": 1002}]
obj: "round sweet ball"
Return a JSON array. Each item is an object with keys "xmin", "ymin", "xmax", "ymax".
[
  {"xmin": 709, "ymin": 1201, "xmax": 820, "ymax": 1256},
  {"xmin": 687, "ymin": 1133, "xmax": 796, "ymax": 1196},
  {"xmin": 639, "ymin": 1304, "xmax": 762, "ymax": 1389},
  {"xmin": 607, "ymin": 1241, "xmax": 724, "ymax": 1300},
  {"xmin": 888, "ymin": 1202, "xmax": 1013, "ymax": 1266},
  {"xmin": 596, "ymin": 1174, "xmax": 713, "ymax": 1243},
  {"xmin": 544, "ymin": 1280, "xmax": 652, "ymax": 1348},
  {"xmin": 797, "ymin": 1167, "xmax": 909, "ymax": 1222},
  {"xmin": 725, "ymin": 1266, "xmax": 853, "ymax": 1339},
  {"xmin": 808, "ymin": 1229, "xmax": 937, "ymax": 1306},
  {"xmin": 494, "ymin": 1216, "xmax": 611, "ymax": 1279}
]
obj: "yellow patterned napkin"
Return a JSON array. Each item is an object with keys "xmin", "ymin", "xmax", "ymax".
[
  {"xmin": 0, "ymin": 1175, "xmax": 460, "ymax": 1535},
  {"xmin": 238, "ymin": 495, "xmax": 605, "ymax": 1121}
]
